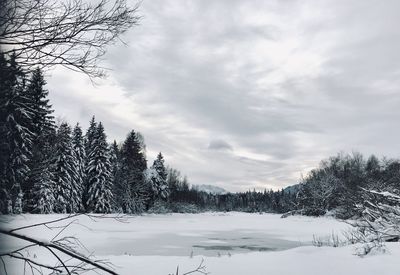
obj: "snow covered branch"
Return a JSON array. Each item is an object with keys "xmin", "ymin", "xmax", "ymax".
[
  {"xmin": 0, "ymin": 215, "xmax": 120, "ymax": 274},
  {"xmin": 350, "ymin": 188, "xmax": 400, "ymax": 255}
]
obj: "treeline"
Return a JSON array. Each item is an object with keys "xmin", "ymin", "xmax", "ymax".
[
  {"xmin": 174, "ymin": 154, "xmax": 400, "ymax": 218},
  {"xmin": 169, "ymin": 186, "xmax": 296, "ymax": 213},
  {"xmin": 295, "ymin": 152, "xmax": 400, "ymax": 218}
]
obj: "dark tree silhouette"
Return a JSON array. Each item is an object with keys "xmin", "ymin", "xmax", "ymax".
[{"xmin": 0, "ymin": 0, "xmax": 141, "ymax": 77}]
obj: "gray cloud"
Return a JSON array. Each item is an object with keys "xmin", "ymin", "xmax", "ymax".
[
  {"xmin": 47, "ymin": 0, "xmax": 400, "ymax": 191},
  {"xmin": 208, "ymin": 139, "xmax": 233, "ymax": 151}
]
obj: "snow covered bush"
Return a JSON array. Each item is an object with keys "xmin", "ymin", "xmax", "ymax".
[{"xmin": 351, "ymin": 189, "xmax": 400, "ymax": 255}]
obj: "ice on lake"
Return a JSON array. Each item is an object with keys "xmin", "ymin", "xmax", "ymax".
[
  {"xmin": 3, "ymin": 213, "xmax": 399, "ymax": 275},
  {"xmin": 0, "ymin": 212, "xmax": 347, "ymax": 259},
  {"xmin": 91, "ymin": 230, "xmax": 303, "ymax": 257}
]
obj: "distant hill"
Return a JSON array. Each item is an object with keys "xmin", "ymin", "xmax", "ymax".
[
  {"xmin": 283, "ymin": 184, "xmax": 301, "ymax": 195},
  {"xmin": 193, "ymin": 184, "xmax": 228, "ymax": 195}
]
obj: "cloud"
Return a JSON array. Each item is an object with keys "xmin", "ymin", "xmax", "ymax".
[
  {"xmin": 208, "ymin": 139, "xmax": 233, "ymax": 151},
  {"xmin": 46, "ymin": 0, "xmax": 400, "ymax": 191}
]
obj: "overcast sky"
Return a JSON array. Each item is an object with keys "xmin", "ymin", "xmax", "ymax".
[{"xmin": 47, "ymin": 0, "xmax": 400, "ymax": 192}]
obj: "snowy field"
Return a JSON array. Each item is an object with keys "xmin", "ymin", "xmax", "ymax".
[{"xmin": 1, "ymin": 212, "xmax": 399, "ymax": 275}]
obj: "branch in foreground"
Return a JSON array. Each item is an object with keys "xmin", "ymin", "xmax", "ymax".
[
  {"xmin": 170, "ymin": 258, "xmax": 209, "ymax": 275},
  {"xmin": 0, "ymin": 0, "xmax": 141, "ymax": 78},
  {"xmin": 0, "ymin": 215, "xmax": 119, "ymax": 275},
  {"xmin": 0, "ymin": 214, "xmax": 211, "ymax": 275}
]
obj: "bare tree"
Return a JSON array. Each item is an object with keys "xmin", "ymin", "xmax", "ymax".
[{"xmin": 0, "ymin": 0, "xmax": 141, "ymax": 78}]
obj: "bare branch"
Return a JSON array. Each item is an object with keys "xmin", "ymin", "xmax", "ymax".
[
  {"xmin": 171, "ymin": 259, "xmax": 209, "ymax": 275},
  {"xmin": 182, "ymin": 259, "xmax": 209, "ymax": 275},
  {"xmin": 8, "ymin": 213, "xmax": 81, "ymax": 233},
  {"xmin": 0, "ymin": 0, "xmax": 141, "ymax": 78},
  {"xmin": 0, "ymin": 221, "xmax": 120, "ymax": 274},
  {"xmin": 2, "ymin": 253, "xmax": 63, "ymax": 273}
]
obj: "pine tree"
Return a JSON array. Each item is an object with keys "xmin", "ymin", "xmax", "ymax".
[
  {"xmin": 25, "ymin": 68, "xmax": 55, "ymax": 139},
  {"xmin": 0, "ymin": 53, "xmax": 33, "ymax": 213},
  {"xmin": 24, "ymin": 67, "xmax": 56, "ymax": 211},
  {"xmin": 53, "ymin": 122, "xmax": 79, "ymax": 213},
  {"xmin": 30, "ymin": 164, "xmax": 55, "ymax": 213},
  {"xmin": 83, "ymin": 116, "xmax": 97, "ymax": 208},
  {"xmin": 109, "ymin": 140, "xmax": 120, "ymax": 210},
  {"xmin": 115, "ymin": 130, "xmax": 148, "ymax": 213},
  {"xmin": 85, "ymin": 123, "xmax": 113, "ymax": 213},
  {"xmin": 153, "ymin": 152, "xmax": 167, "ymax": 182},
  {"xmin": 72, "ymin": 123, "xmax": 85, "ymax": 211},
  {"xmin": 110, "ymin": 140, "xmax": 120, "ymax": 177},
  {"xmin": 147, "ymin": 152, "xmax": 169, "ymax": 201},
  {"xmin": 0, "ymin": 53, "xmax": 11, "ymax": 213},
  {"xmin": 85, "ymin": 116, "xmax": 97, "ymax": 154}
]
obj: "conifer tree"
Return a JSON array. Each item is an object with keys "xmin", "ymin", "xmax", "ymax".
[
  {"xmin": 30, "ymin": 164, "xmax": 55, "ymax": 213},
  {"xmin": 72, "ymin": 123, "xmax": 85, "ymax": 211},
  {"xmin": 53, "ymin": 123, "xmax": 78, "ymax": 213},
  {"xmin": 109, "ymin": 140, "xmax": 120, "ymax": 209},
  {"xmin": 116, "ymin": 130, "xmax": 148, "ymax": 213},
  {"xmin": 83, "ymin": 116, "xmax": 97, "ymax": 208},
  {"xmin": 85, "ymin": 123, "xmax": 113, "ymax": 213},
  {"xmin": 147, "ymin": 152, "xmax": 169, "ymax": 201},
  {"xmin": 0, "ymin": 53, "xmax": 33, "ymax": 213},
  {"xmin": 25, "ymin": 68, "xmax": 55, "ymax": 139},
  {"xmin": 153, "ymin": 152, "xmax": 167, "ymax": 182},
  {"xmin": 24, "ymin": 67, "xmax": 56, "ymax": 211},
  {"xmin": 110, "ymin": 140, "xmax": 120, "ymax": 177},
  {"xmin": 85, "ymin": 116, "xmax": 97, "ymax": 154},
  {"xmin": 0, "ymin": 53, "xmax": 12, "ymax": 213}
]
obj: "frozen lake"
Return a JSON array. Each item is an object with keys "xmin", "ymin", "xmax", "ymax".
[
  {"xmin": 91, "ymin": 229, "xmax": 303, "ymax": 257},
  {"xmin": 0, "ymin": 212, "xmax": 344, "ymax": 257},
  {"xmin": 2, "ymin": 213, "xmax": 399, "ymax": 275}
]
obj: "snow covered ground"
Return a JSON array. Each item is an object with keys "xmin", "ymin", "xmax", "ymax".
[{"xmin": 1, "ymin": 212, "xmax": 399, "ymax": 275}]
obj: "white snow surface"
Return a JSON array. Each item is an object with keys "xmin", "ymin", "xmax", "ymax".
[{"xmin": 1, "ymin": 212, "xmax": 399, "ymax": 275}]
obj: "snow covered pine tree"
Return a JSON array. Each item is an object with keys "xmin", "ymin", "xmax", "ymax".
[
  {"xmin": 115, "ymin": 130, "xmax": 148, "ymax": 213},
  {"xmin": 24, "ymin": 67, "xmax": 56, "ymax": 212},
  {"xmin": 0, "ymin": 54, "xmax": 33, "ymax": 214},
  {"xmin": 146, "ymin": 152, "xmax": 170, "ymax": 202},
  {"xmin": 85, "ymin": 123, "xmax": 113, "ymax": 213},
  {"xmin": 53, "ymin": 123, "xmax": 80, "ymax": 213},
  {"xmin": 83, "ymin": 116, "xmax": 98, "ymax": 208},
  {"xmin": 72, "ymin": 123, "xmax": 86, "ymax": 211}
]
